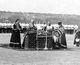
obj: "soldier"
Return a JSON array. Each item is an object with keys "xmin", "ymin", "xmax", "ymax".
[{"xmin": 57, "ymin": 21, "xmax": 67, "ymax": 49}]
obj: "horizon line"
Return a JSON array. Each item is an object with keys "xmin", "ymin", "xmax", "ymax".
[{"xmin": 0, "ymin": 10, "xmax": 80, "ymax": 16}]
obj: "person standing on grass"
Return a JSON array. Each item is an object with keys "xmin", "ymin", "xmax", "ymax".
[
  {"xmin": 57, "ymin": 21, "xmax": 67, "ymax": 49},
  {"xmin": 10, "ymin": 19, "xmax": 22, "ymax": 48}
]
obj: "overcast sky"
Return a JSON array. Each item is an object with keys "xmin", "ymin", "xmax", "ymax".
[{"xmin": 0, "ymin": 0, "xmax": 80, "ymax": 15}]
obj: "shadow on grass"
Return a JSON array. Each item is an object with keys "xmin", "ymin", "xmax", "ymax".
[
  {"xmin": 0, "ymin": 43, "xmax": 79, "ymax": 51},
  {"xmin": 0, "ymin": 43, "xmax": 40, "ymax": 51},
  {"xmin": 0, "ymin": 43, "xmax": 9, "ymax": 48}
]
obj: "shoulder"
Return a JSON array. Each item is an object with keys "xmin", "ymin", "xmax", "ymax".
[
  {"xmin": 59, "ymin": 26, "xmax": 64, "ymax": 29},
  {"xmin": 13, "ymin": 24, "xmax": 16, "ymax": 26}
]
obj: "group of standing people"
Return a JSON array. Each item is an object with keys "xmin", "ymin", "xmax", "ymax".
[{"xmin": 9, "ymin": 19, "xmax": 67, "ymax": 49}]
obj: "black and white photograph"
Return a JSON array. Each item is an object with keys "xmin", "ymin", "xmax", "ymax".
[{"xmin": 0, "ymin": 0, "xmax": 80, "ymax": 65}]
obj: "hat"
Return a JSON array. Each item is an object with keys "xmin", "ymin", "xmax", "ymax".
[
  {"xmin": 58, "ymin": 21, "xmax": 62, "ymax": 25},
  {"xmin": 15, "ymin": 19, "xmax": 19, "ymax": 22}
]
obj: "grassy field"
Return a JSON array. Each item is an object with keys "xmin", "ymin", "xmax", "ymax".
[{"xmin": 0, "ymin": 33, "xmax": 80, "ymax": 65}]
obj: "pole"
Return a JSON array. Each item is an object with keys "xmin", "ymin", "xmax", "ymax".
[{"xmin": 44, "ymin": 26, "xmax": 48, "ymax": 50}]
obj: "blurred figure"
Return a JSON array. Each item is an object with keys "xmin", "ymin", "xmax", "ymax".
[
  {"xmin": 29, "ymin": 20, "xmax": 37, "ymax": 30},
  {"xmin": 74, "ymin": 30, "xmax": 80, "ymax": 47},
  {"xmin": 47, "ymin": 22, "xmax": 51, "ymax": 29},
  {"xmin": 57, "ymin": 21, "xmax": 67, "ymax": 49},
  {"xmin": 10, "ymin": 19, "xmax": 22, "ymax": 48},
  {"xmin": 47, "ymin": 22, "xmax": 54, "ymax": 34},
  {"xmin": 22, "ymin": 20, "xmax": 37, "ymax": 49},
  {"xmin": 47, "ymin": 22, "xmax": 54, "ymax": 49},
  {"xmin": 42, "ymin": 22, "xmax": 47, "ymax": 31}
]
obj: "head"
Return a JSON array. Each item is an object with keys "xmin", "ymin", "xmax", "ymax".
[
  {"xmin": 15, "ymin": 19, "xmax": 20, "ymax": 24},
  {"xmin": 58, "ymin": 21, "xmax": 62, "ymax": 27},
  {"xmin": 43, "ymin": 22, "xmax": 46, "ymax": 25},
  {"xmin": 48, "ymin": 22, "xmax": 51, "ymax": 26}
]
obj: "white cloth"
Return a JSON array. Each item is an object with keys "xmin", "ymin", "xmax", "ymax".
[{"xmin": 47, "ymin": 26, "xmax": 52, "ymax": 30}]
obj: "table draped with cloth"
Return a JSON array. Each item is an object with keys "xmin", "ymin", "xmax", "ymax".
[
  {"xmin": 22, "ymin": 26, "xmax": 37, "ymax": 49},
  {"xmin": 36, "ymin": 26, "xmax": 54, "ymax": 50}
]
